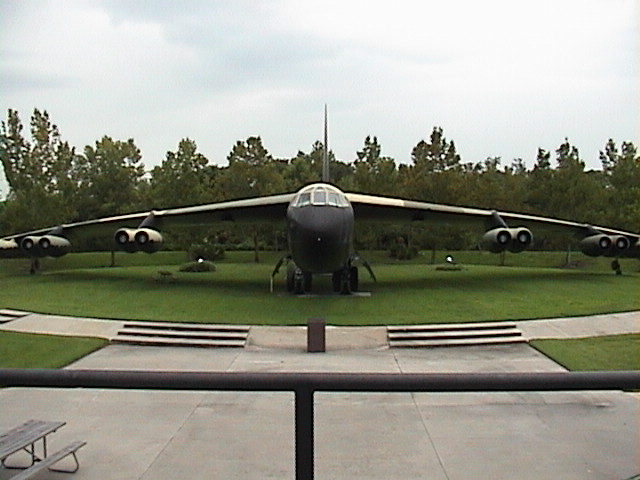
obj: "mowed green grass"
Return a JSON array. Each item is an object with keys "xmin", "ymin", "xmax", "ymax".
[
  {"xmin": 531, "ymin": 334, "xmax": 640, "ymax": 371},
  {"xmin": 0, "ymin": 251, "xmax": 638, "ymax": 325},
  {"xmin": 0, "ymin": 331, "xmax": 108, "ymax": 368}
]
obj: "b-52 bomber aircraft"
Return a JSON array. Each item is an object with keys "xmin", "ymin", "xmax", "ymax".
[{"xmin": 1, "ymin": 110, "xmax": 639, "ymax": 294}]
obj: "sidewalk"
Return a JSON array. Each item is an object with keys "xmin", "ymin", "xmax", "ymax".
[{"xmin": 1, "ymin": 309, "xmax": 638, "ymax": 347}]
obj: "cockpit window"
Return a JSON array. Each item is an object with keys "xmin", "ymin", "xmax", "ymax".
[
  {"xmin": 291, "ymin": 184, "xmax": 350, "ymax": 208},
  {"xmin": 312, "ymin": 189, "xmax": 326, "ymax": 205},
  {"xmin": 298, "ymin": 192, "xmax": 311, "ymax": 207}
]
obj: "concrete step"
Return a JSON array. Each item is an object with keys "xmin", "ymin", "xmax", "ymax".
[
  {"xmin": 120, "ymin": 321, "xmax": 249, "ymax": 333},
  {"xmin": 113, "ymin": 335, "xmax": 246, "ymax": 348},
  {"xmin": 0, "ymin": 309, "xmax": 32, "ymax": 323},
  {"xmin": 113, "ymin": 321, "xmax": 249, "ymax": 348},
  {"xmin": 389, "ymin": 321, "xmax": 518, "ymax": 333},
  {"xmin": 120, "ymin": 328, "xmax": 248, "ymax": 341},
  {"xmin": 390, "ymin": 336, "xmax": 527, "ymax": 348},
  {"xmin": 388, "ymin": 322, "xmax": 525, "ymax": 348}
]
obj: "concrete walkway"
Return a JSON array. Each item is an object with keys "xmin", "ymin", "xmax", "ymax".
[
  {"xmin": 1, "ymin": 343, "xmax": 638, "ymax": 479},
  {"xmin": 1, "ymin": 310, "xmax": 638, "ymax": 479},
  {"xmin": 0, "ymin": 309, "xmax": 638, "ymax": 348}
]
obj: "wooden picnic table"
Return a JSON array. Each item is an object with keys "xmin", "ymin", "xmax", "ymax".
[
  {"xmin": 1, "ymin": 419, "xmax": 85, "ymax": 478},
  {"xmin": 0, "ymin": 419, "xmax": 66, "ymax": 469}
]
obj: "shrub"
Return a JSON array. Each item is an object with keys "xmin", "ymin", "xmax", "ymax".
[
  {"xmin": 188, "ymin": 241, "xmax": 225, "ymax": 262},
  {"xmin": 179, "ymin": 260, "xmax": 217, "ymax": 273}
]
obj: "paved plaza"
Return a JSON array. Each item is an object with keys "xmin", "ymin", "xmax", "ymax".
[{"xmin": 1, "ymin": 311, "xmax": 638, "ymax": 479}]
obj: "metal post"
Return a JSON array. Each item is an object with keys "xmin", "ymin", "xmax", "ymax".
[
  {"xmin": 307, "ymin": 318, "xmax": 326, "ymax": 353},
  {"xmin": 295, "ymin": 387, "xmax": 314, "ymax": 480}
]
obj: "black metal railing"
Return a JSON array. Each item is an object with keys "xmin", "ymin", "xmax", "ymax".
[{"xmin": 2, "ymin": 369, "xmax": 639, "ymax": 480}]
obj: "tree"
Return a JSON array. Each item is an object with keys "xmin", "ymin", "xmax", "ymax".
[
  {"xmin": 599, "ymin": 140, "xmax": 640, "ymax": 230},
  {"xmin": 404, "ymin": 127, "xmax": 464, "ymax": 204},
  {"xmin": 76, "ymin": 136, "xmax": 146, "ymax": 220},
  {"xmin": 217, "ymin": 136, "xmax": 286, "ymax": 261},
  {"xmin": 410, "ymin": 127, "xmax": 461, "ymax": 174},
  {"xmin": 524, "ymin": 148, "xmax": 554, "ymax": 216},
  {"xmin": 353, "ymin": 136, "xmax": 397, "ymax": 195},
  {"xmin": 150, "ymin": 138, "xmax": 211, "ymax": 208},
  {"xmin": 284, "ymin": 141, "xmax": 326, "ymax": 190},
  {"xmin": 550, "ymin": 139, "xmax": 598, "ymax": 222},
  {"xmin": 219, "ymin": 136, "xmax": 284, "ymax": 199},
  {"xmin": 0, "ymin": 109, "xmax": 80, "ymax": 232}
]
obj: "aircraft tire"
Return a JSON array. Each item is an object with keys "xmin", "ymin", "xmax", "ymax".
[
  {"xmin": 338, "ymin": 267, "xmax": 352, "ymax": 295},
  {"xmin": 349, "ymin": 266, "xmax": 359, "ymax": 292},
  {"xmin": 286, "ymin": 264, "xmax": 296, "ymax": 292},
  {"xmin": 303, "ymin": 272, "xmax": 312, "ymax": 292},
  {"xmin": 332, "ymin": 271, "xmax": 342, "ymax": 292}
]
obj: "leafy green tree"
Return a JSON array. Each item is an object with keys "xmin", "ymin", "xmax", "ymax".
[
  {"xmin": 599, "ymin": 140, "xmax": 640, "ymax": 230},
  {"xmin": 283, "ymin": 141, "xmax": 327, "ymax": 190},
  {"xmin": 550, "ymin": 139, "xmax": 599, "ymax": 222},
  {"xmin": 0, "ymin": 109, "xmax": 81, "ymax": 232},
  {"xmin": 410, "ymin": 127, "xmax": 461, "ymax": 174},
  {"xmin": 465, "ymin": 157, "xmax": 516, "ymax": 210},
  {"xmin": 353, "ymin": 136, "xmax": 397, "ymax": 195},
  {"xmin": 524, "ymin": 148, "xmax": 554, "ymax": 216},
  {"xmin": 150, "ymin": 138, "xmax": 210, "ymax": 208},
  {"xmin": 216, "ymin": 136, "xmax": 286, "ymax": 261},
  {"xmin": 76, "ymin": 136, "xmax": 146, "ymax": 219},
  {"xmin": 218, "ymin": 136, "xmax": 284, "ymax": 199},
  {"xmin": 1, "ymin": 109, "xmax": 32, "ymax": 193},
  {"xmin": 403, "ymin": 127, "xmax": 464, "ymax": 204}
]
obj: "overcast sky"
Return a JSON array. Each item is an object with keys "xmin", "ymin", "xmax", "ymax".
[{"xmin": 1, "ymin": 0, "xmax": 638, "ymax": 191}]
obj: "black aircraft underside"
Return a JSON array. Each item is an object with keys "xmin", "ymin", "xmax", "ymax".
[{"xmin": 287, "ymin": 206, "xmax": 353, "ymax": 274}]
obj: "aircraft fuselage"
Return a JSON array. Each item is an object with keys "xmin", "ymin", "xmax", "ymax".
[{"xmin": 286, "ymin": 183, "xmax": 354, "ymax": 274}]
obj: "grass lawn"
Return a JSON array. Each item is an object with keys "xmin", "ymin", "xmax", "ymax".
[
  {"xmin": 0, "ymin": 250, "xmax": 638, "ymax": 325},
  {"xmin": 531, "ymin": 334, "xmax": 640, "ymax": 371},
  {"xmin": 0, "ymin": 331, "xmax": 108, "ymax": 368}
]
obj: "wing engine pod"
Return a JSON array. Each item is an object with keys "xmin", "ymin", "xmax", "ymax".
[
  {"xmin": 0, "ymin": 238, "xmax": 20, "ymax": 258},
  {"xmin": 134, "ymin": 228, "xmax": 163, "ymax": 253},
  {"xmin": 21, "ymin": 235, "xmax": 71, "ymax": 258},
  {"xmin": 610, "ymin": 235, "xmax": 630, "ymax": 255},
  {"xmin": 482, "ymin": 227, "xmax": 533, "ymax": 253},
  {"xmin": 481, "ymin": 228, "xmax": 512, "ymax": 253},
  {"xmin": 114, "ymin": 228, "xmax": 163, "ymax": 253},
  {"xmin": 507, "ymin": 227, "xmax": 533, "ymax": 253},
  {"xmin": 580, "ymin": 234, "xmax": 629, "ymax": 257},
  {"xmin": 114, "ymin": 228, "xmax": 139, "ymax": 253}
]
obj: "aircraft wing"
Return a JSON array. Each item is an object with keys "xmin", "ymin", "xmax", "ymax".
[
  {"xmin": 0, "ymin": 193, "xmax": 295, "ymax": 258},
  {"xmin": 346, "ymin": 192, "xmax": 640, "ymax": 252}
]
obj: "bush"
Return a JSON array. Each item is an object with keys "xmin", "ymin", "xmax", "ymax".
[
  {"xmin": 389, "ymin": 237, "xmax": 419, "ymax": 260},
  {"xmin": 179, "ymin": 260, "xmax": 216, "ymax": 273},
  {"xmin": 188, "ymin": 241, "xmax": 225, "ymax": 261}
]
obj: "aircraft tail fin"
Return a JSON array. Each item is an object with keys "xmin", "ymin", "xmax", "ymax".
[{"xmin": 322, "ymin": 104, "xmax": 330, "ymax": 183}]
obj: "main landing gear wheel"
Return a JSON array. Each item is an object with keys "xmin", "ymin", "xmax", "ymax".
[
  {"xmin": 286, "ymin": 264, "xmax": 312, "ymax": 294},
  {"xmin": 333, "ymin": 266, "xmax": 359, "ymax": 295}
]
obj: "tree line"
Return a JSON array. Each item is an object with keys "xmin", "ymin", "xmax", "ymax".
[{"xmin": 1, "ymin": 108, "xmax": 638, "ymax": 254}]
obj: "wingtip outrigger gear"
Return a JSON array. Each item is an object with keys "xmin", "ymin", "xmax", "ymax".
[
  {"xmin": 271, "ymin": 254, "xmax": 292, "ymax": 292},
  {"xmin": 353, "ymin": 254, "xmax": 377, "ymax": 283},
  {"xmin": 611, "ymin": 259, "xmax": 622, "ymax": 275}
]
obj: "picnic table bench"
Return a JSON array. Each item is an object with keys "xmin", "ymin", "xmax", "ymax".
[{"xmin": 0, "ymin": 420, "xmax": 86, "ymax": 478}]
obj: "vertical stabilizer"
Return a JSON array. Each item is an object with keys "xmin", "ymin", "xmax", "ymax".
[{"xmin": 322, "ymin": 104, "xmax": 330, "ymax": 183}]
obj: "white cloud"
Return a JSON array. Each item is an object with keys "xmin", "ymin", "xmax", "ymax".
[{"xmin": 0, "ymin": 0, "xmax": 637, "ymax": 182}]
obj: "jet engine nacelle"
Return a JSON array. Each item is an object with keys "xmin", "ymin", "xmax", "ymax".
[
  {"xmin": 482, "ymin": 227, "xmax": 533, "ymax": 253},
  {"xmin": 579, "ymin": 234, "xmax": 629, "ymax": 257},
  {"xmin": 21, "ymin": 235, "xmax": 71, "ymax": 258},
  {"xmin": 114, "ymin": 227, "xmax": 163, "ymax": 253},
  {"xmin": 0, "ymin": 238, "xmax": 21, "ymax": 258}
]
